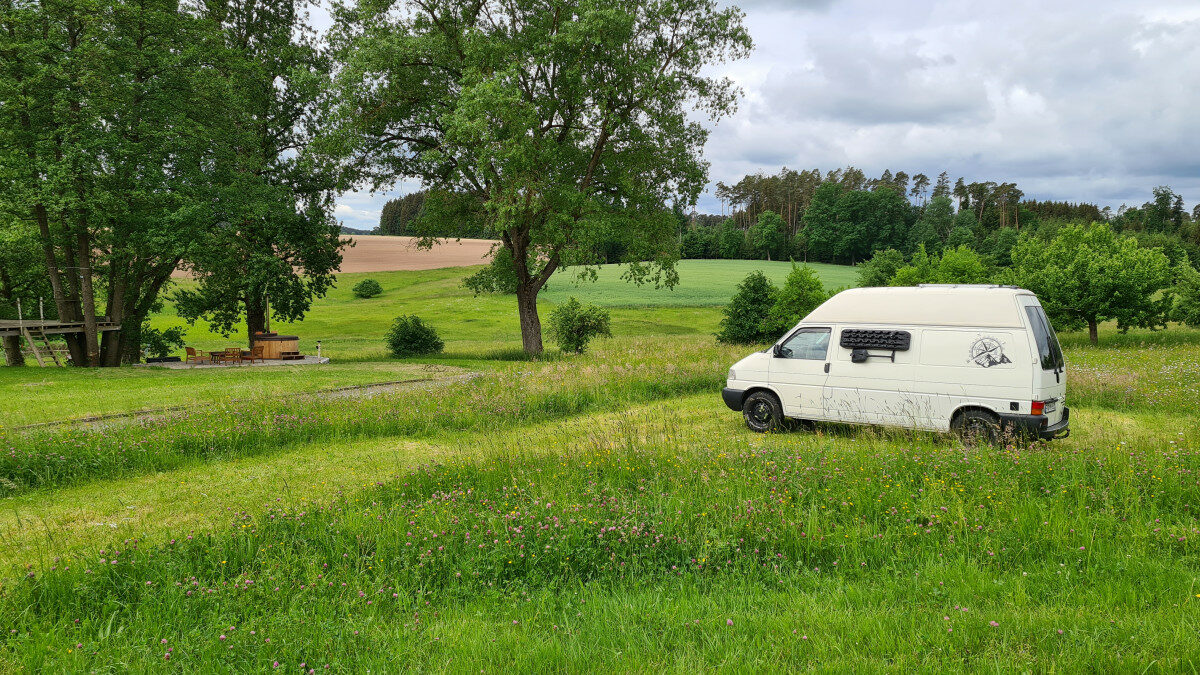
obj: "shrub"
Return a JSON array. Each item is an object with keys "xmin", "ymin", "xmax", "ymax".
[
  {"xmin": 856, "ymin": 248, "xmax": 905, "ymax": 287},
  {"xmin": 890, "ymin": 245, "xmax": 990, "ymax": 286},
  {"xmin": 352, "ymin": 278, "xmax": 383, "ymax": 298},
  {"xmin": 764, "ymin": 264, "xmax": 827, "ymax": 336},
  {"xmin": 385, "ymin": 315, "xmax": 444, "ymax": 357},
  {"xmin": 140, "ymin": 321, "xmax": 186, "ymax": 359},
  {"xmin": 716, "ymin": 270, "xmax": 777, "ymax": 345},
  {"xmin": 548, "ymin": 297, "xmax": 612, "ymax": 354},
  {"xmin": 1171, "ymin": 262, "xmax": 1200, "ymax": 327}
]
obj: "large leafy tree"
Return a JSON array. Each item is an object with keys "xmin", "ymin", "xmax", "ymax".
[
  {"xmin": 175, "ymin": 0, "xmax": 345, "ymax": 345},
  {"xmin": 324, "ymin": 0, "xmax": 752, "ymax": 354},
  {"xmin": 0, "ymin": 0, "xmax": 226, "ymax": 365},
  {"xmin": 1009, "ymin": 223, "xmax": 1173, "ymax": 345},
  {"xmin": 798, "ymin": 181, "xmax": 842, "ymax": 261},
  {"xmin": 748, "ymin": 210, "xmax": 787, "ymax": 261}
]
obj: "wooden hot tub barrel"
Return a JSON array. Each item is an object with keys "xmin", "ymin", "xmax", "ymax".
[{"xmin": 253, "ymin": 332, "xmax": 301, "ymax": 360}]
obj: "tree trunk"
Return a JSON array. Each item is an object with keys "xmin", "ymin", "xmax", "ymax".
[
  {"xmin": 1087, "ymin": 320, "xmax": 1099, "ymax": 346},
  {"xmin": 33, "ymin": 204, "xmax": 86, "ymax": 364},
  {"xmin": 245, "ymin": 293, "xmax": 267, "ymax": 348},
  {"xmin": 76, "ymin": 228, "xmax": 100, "ymax": 366},
  {"xmin": 516, "ymin": 288, "xmax": 543, "ymax": 355},
  {"xmin": 100, "ymin": 264, "xmax": 128, "ymax": 366},
  {"xmin": 61, "ymin": 235, "xmax": 88, "ymax": 365},
  {"xmin": 2, "ymin": 336, "xmax": 24, "ymax": 367}
]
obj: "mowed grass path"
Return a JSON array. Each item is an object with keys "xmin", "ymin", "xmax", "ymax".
[{"xmin": 0, "ymin": 362, "xmax": 459, "ymax": 428}]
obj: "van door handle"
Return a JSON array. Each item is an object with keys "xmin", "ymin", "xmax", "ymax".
[{"xmin": 824, "ymin": 363, "xmax": 830, "ymax": 373}]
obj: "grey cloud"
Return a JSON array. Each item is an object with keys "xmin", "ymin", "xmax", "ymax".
[
  {"xmin": 697, "ymin": 0, "xmax": 1200, "ymax": 210},
  {"xmin": 730, "ymin": 0, "xmax": 837, "ymax": 11}
]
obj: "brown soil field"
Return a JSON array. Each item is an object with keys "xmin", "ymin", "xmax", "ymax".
[
  {"xmin": 338, "ymin": 235, "xmax": 496, "ymax": 272},
  {"xmin": 172, "ymin": 235, "xmax": 496, "ymax": 278}
]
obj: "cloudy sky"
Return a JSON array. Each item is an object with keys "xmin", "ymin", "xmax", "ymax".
[{"xmin": 331, "ymin": 0, "xmax": 1200, "ymax": 230}]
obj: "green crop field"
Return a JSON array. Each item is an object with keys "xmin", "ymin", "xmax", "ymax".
[
  {"xmin": 3, "ymin": 261, "xmax": 1200, "ymax": 671},
  {"xmin": 543, "ymin": 259, "xmax": 860, "ymax": 307}
]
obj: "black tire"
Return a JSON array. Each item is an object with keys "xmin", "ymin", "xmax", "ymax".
[
  {"xmin": 952, "ymin": 409, "xmax": 1001, "ymax": 446},
  {"xmin": 743, "ymin": 391, "xmax": 784, "ymax": 433}
]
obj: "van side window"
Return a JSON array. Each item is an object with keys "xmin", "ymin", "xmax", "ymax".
[
  {"xmin": 779, "ymin": 328, "xmax": 830, "ymax": 360},
  {"xmin": 1025, "ymin": 306, "xmax": 1065, "ymax": 371}
]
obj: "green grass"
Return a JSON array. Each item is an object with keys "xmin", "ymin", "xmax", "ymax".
[
  {"xmin": 0, "ymin": 337, "xmax": 743, "ymax": 495},
  {"xmin": 6, "ymin": 260, "xmax": 1200, "ymax": 670},
  {"xmin": 3, "ymin": 390, "xmax": 1199, "ymax": 670},
  {"xmin": 139, "ymin": 260, "xmax": 854, "ymax": 360},
  {"xmin": 0, "ymin": 362, "xmax": 458, "ymax": 428}
]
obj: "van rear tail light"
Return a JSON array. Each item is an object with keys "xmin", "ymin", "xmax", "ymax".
[{"xmin": 1031, "ymin": 400, "xmax": 1045, "ymax": 415}]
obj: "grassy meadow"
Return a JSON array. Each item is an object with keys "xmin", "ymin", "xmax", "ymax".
[
  {"xmin": 2, "ymin": 260, "xmax": 1200, "ymax": 670},
  {"xmin": 146, "ymin": 260, "xmax": 853, "ymax": 361}
]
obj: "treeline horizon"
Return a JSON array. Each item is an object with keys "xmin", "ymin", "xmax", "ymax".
[{"xmin": 377, "ymin": 168, "xmax": 1200, "ymax": 268}]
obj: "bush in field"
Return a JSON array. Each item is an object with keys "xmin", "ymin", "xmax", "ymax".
[
  {"xmin": 385, "ymin": 315, "xmax": 444, "ymax": 357},
  {"xmin": 856, "ymin": 248, "xmax": 905, "ymax": 287},
  {"xmin": 764, "ymin": 264, "xmax": 827, "ymax": 336},
  {"xmin": 716, "ymin": 270, "xmax": 777, "ymax": 344},
  {"xmin": 1172, "ymin": 262, "xmax": 1200, "ymax": 327},
  {"xmin": 140, "ymin": 321, "xmax": 186, "ymax": 359},
  {"xmin": 890, "ymin": 245, "xmax": 990, "ymax": 286},
  {"xmin": 548, "ymin": 297, "xmax": 611, "ymax": 354},
  {"xmin": 352, "ymin": 278, "xmax": 383, "ymax": 298}
]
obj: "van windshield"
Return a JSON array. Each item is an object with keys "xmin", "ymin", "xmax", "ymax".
[{"xmin": 1025, "ymin": 305, "xmax": 1065, "ymax": 371}]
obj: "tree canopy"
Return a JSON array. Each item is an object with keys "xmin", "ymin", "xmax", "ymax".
[
  {"xmin": 174, "ymin": 0, "xmax": 345, "ymax": 344},
  {"xmin": 325, "ymin": 0, "xmax": 752, "ymax": 354},
  {"xmin": 1009, "ymin": 223, "xmax": 1173, "ymax": 344}
]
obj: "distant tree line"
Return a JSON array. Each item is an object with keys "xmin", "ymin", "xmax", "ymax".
[
  {"xmin": 376, "ymin": 190, "xmax": 492, "ymax": 239},
  {"xmin": 681, "ymin": 167, "xmax": 1200, "ymax": 267}
]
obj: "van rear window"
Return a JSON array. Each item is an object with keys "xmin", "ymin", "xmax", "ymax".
[{"xmin": 1025, "ymin": 306, "xmax": 1065, "ymax": 371}]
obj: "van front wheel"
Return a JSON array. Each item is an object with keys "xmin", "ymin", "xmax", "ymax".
[
  {"xmin": 952, "ymin": 409, "xmax": 1000, "ymax": 446},
  {"xmin": 743, "ymin": 391, "xmax": 784, "ymax": 433}
]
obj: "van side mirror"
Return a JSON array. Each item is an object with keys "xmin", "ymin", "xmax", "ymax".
[
  {"xmin": 772, "ymin": 343, "xmax": 783, "ymax": 358},
  {"xmin": 851, "ymin": 348, "xmax": 869, "ymax": 363}
]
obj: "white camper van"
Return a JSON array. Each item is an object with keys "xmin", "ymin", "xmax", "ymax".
[{"xmin": 722, "ymin": 285, "xmax": 1069, "ymax": 442}]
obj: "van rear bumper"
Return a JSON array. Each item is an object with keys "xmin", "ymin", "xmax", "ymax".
[
  {"xmin": 722, "ymin": 387, "xmax": 746, "ymax": 411},
  {"xmin": 1000, "ymin": 406, "xmax": 1070, "ymax": 440}
]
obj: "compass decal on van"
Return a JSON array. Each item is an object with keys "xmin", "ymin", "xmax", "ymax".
[{"xmin": 969, "ymin": 336, "xmax": 1012, "ymax": 368}]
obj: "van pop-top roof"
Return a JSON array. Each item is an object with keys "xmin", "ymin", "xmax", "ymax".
[{"xmin": 801, "ymin": 285, "xmax": 1034, "ymax": 328}]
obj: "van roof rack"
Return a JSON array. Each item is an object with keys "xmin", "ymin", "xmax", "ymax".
[{"xmin": 916, "ymin": 284, "xmax": 1020, "ymax": 289}]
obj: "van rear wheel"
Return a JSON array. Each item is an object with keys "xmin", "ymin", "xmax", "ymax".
[
  {"xmin": 952, "ymin": 409, "xmax": 1001, "ymax": 446},
  {"xmin": 743, "ymin": 391, "xmax": 784, "ymax": 433}
]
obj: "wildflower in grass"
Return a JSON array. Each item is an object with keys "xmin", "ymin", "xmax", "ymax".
[
  {"xmin": 989, "ymin": 621, "xmax": 999, "ymax": 627},
  {"xmin": 727, "ymin": 619, "xmax": 734, "ymax": 626}
]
